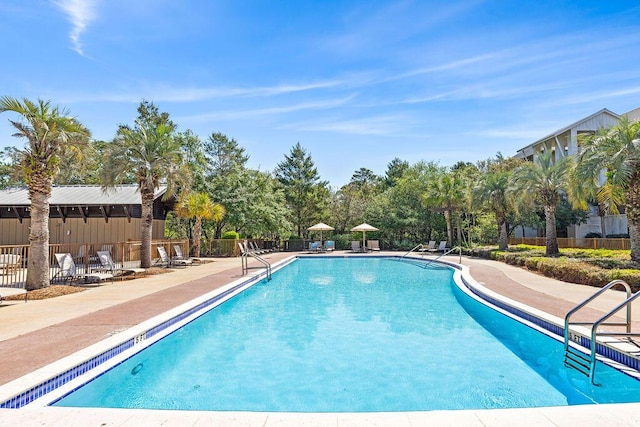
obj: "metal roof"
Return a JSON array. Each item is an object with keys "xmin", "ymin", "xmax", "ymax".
[{"xmin": 0, "ymin": 185, "xmax": 167, "ymax": 206}]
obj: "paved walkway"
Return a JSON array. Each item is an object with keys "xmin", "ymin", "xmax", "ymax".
[{"xmin": 1, "ymin": 251, "xmax": 639, "ymax": 426}]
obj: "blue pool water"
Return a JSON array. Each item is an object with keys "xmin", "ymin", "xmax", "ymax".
[{"xmin": 54, "ymin": 257, "xmax": 640, "ymax": 411}]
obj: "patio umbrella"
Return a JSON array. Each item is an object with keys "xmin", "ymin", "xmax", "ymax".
[
  {"xmin": 307, "ymin": 222, "xmax": 335, "ymax": 245},
  {"xmin": 351, "ymin": 223, "xmax": 379, "ymax": 250}
]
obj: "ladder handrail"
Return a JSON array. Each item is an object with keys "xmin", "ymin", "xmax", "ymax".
[
  {"xmin": 401, "ymin": 243, "xmax": 424, "ymax": 258},
  {"xmin": 238, "ymin": 241, "xmax": 272, "ymax": 280},
  {"xmin": 422, "ymin": 245, "xmax": 462, "ymax": 267},
  {"xmin": 588, "ymin": 289, "xmax": 640, "ymax": 382},
  {"xmin": 563, "ymin": 279, "xmax": 635, "ymax": 384},
  {"xmin": 564, "ymin": 279, "xmax": 632, "ymax": 348}
]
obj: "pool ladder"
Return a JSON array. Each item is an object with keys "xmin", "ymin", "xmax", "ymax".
[
  {"xmin": 400, "ymin": 244, "xmax": 462, "ymax": 267},
  {"xmin": 238, "ymin": 242, "xmax": 272, "ymax": 280},
  {"xmin": 563, "ymin": 280, "xmax": 640, "ymax": 384}
]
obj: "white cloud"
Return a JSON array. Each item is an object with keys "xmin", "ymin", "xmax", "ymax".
[
  {"xmin": 52, "ymin": 0, "xmax": 98, "ymax": 56},
  {"xmin": 179, "ymin": 96, "xmax": 356, "ymax": 123}
]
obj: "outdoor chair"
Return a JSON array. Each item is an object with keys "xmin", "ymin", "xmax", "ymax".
[
  {"xmin": 351, "ymin": 241, "xmax": 361, "ymax": 252},
  {"xmin": 0, "ymin": 254, "xmax": 21, "ymax": 275},
  {"xmin": 324, "ymin": 241, "xmax": 335, "ymax": 252},
  {"xmin": 367, "ymin": 240, "xmax": 381, "ymax": 251},
  {"xmin": 174, "ymin": 245, "xmax": 201, "ymax": 265},
  {"xmin": 308, "ymin": 242, "xmax": 320, "ymax": 253},
  {"xmin": 157, "ymin": 247, "xmax": 190, "ymax": 268},
  {"xmin": 437, "ymin": 241, "xmax": 448, "ymax": 252},
  {"xmin": 52, "ymin": 253, "xmax": 113, "ymax": 284},
  {"xmin": 95, "ymin": 251, "xmax": 146, "ymax": 279},
  {"xmin": 0, "ymin": 285, "xmax": 27, "ymax": 303},
  {"xmin": 419, "ymin": 241, "xmax": 437, "ymax": 253},
  {"xmin": 249, "ymin": 241, "xmax": 267, "ymax": 255}
]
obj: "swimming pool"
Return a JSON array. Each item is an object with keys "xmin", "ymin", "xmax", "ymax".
[{"xmin": 51, "ymin": 257, "xmax": 640, "ymax": 412}]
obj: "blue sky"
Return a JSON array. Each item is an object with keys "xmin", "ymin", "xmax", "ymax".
[{"xmin": 1, "ymin": 1, "xmax": 639, "ymax": 187}]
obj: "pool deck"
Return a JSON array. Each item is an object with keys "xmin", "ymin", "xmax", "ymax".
[{"xmin": 1, "ymin": 251, "xmax": 639, "ymax": 426}]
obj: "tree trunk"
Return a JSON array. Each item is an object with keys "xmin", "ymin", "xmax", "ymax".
[
  {"xmin": 625, "ymin": 178, "xmax": 640, "ymax": 263},
  {"xmin": 544, "ymin": 204, "xmax": 559, "ymax": 256},
  {"xmin": 26, "ymin": 185, "xmax": 52, "ymax": 290},
  {"xmin": 497, "ymin": 214, "xmax": 508, "ymax": 251},
  {"xmin": 194, "ymin": 217, "xmax": 202, "ymax": 258},
  {"xmin": 140, "ymin": 189, "xmax": 155, "ymax": 268},
  {"xmin": 444, "ymin": 209, "xmax": 454, "ymax": 246}
]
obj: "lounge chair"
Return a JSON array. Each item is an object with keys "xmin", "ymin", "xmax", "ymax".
[
  {"xmin": 96, "ymin": 251, "xmax": 146, "ymax": 279},
  {"xmin": 157, "ymin": 247, "xmax": 190, "ymax": 268},
  {"xmin": 351, "ymin": 241, "xmax": 361, "ymax": 252},
  {"xmin": 249, "ymin": 241, "xmax": 268, "ymax": 255},
  {"xmin": 0, "ymin": 285, "xmax": 27, "ymax": 303},
  {"xmin": 308, "ymin": 241, "xmax": 320, "ymax": 253},
  {"xmin": 367, "ymin": 240, "xmax": 381, "ymax": 251},
  {"xmin": 254, "ymin": 241, "xmax": 274, "ymax": 254},
  {"xmin": 0, "ymin": 254, "xmax": 21, "ymax": 275},
  {"xmin": 419, "ymin": 241, "xmax": 437, "ymax": 253},
  {"xmin": 174, "ymin": 245, "xmax": 201, "ymax": 265},
  {"xmin": 437, "ymin": 241, "xmax": 448, "ymax": 252},
  {"xmin": 324, "ymin": 241, "xmax": 335, "ymax": 252},
  {"xmin": 52, "ymin": 253, "xmax": 113, "ymax": 284}
]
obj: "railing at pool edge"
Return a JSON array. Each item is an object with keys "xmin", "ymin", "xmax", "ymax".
[
  {"xmin": 238, "ymin": 242, "xmax": 272, "ymax": 280},
  {"xmin": 400, "ymin": 245, "xmax": 462, "ymax": 268},
  {"xmin": 564, "ymin": 279, "xmax": 640, "ymax": 385}
]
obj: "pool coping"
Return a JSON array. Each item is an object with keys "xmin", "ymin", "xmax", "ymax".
[{"xmin": 1, "ymin": 254, "xmax": 640, "ymax": 426}]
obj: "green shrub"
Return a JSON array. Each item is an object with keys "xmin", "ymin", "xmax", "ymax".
[
  {"xmin": 221, "ymin": 231, "xmax": 239, "ymax": 240},
  {"xmin": 466, "ymin": 244, "xmax": 640, "ymax": 290}
]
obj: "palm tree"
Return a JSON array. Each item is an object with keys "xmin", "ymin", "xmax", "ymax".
[
  {"xmin": 101, "ymin": 118, "xmax": 189, "ymax": 268},
  {"xmin": 423, "ymin": 169, "xmax": 466, "ymax": 246},
  {"xmin": 575, "ymin": 117, "xmax": 640, "ymax": 262},
  {"xmin": 176, "ymin": 192, "xmax": 225, "ymax": 257},
  {"xmin": 511, "ymin": 151, "xmax": 574, "ymax": 256},
  {"xmin": 473, "ymin": 170, "xmax": 511, "ymax": 250},
  {"xmin": 0, "ymin": 97, "xmax": 90, "ymax": 290}
]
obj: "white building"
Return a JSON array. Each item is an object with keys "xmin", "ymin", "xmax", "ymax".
[{"xmin": 514, "ymin": 107, "xmax": 640, "ymax": 238}]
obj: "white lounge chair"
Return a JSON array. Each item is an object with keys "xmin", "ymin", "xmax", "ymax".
[
  {"xmin": 96, "ymin": 251, "xmax": 146, "ymax": 279},
  {"xmin": 174, "ymin": 245, "xmax": 201, "ymax": 265},
  {"xmin": 0, "ymin": 285, "xmax": 27, "ymax": 303},
  {"xmin": 53, "ymin": 253, "xmax": 113, "ymax": 284},
  {"xmin": 0, "ymin": 254, "xmax": 21, "ymax": 275},
  {"xmin": 367, "ymin": 240, "xmax": 381, "ymax": 251},
  {"xmin": 419, "ymin": 241, "xmax": 437, "ymax": 253},
  {"xmin": 437, "ymin": 241, "xmax": 448, "ymax": 252},
  {"xmin": 351, "ymin": 241, "xmax": 361, "ymax": 252},
  {"xmin": 157, "ymin": 247, "xmax": 190, "ymax": 268},
  {"xmin": 249, "ymin": 241, "xmax": 267, "ymax": 255}
]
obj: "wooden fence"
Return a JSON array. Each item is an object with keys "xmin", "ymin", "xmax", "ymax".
[{"xmin": 509, "ymin": 237, "xmax": 631, "ymax": 250}]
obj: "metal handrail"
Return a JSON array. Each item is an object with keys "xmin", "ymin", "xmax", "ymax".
[
  {"xmin": 564, "ymin": 280, "xmax": 632, "ymax": 347},
  {"xmin": 589, "ymin": 289, "xmax": 640, "ymax": 382},
  {"xmin": 422, "ymin": 246, "xmax": 462, "ymax": 268},
  {"xmin": 238, "ymin": 242, "xmax": 272, "ymax": 280},
  {"xmin": 401, "ymin": 243, "xmax": 425, "ymax": 258},
  {"xmin": 563, "ymin": 279, "xmax": 635, "ymax": 384}
]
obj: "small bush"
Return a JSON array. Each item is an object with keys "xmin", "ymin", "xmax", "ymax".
[
  {"xmin": 465, "ymin": 244, "xmax": 640, "ymax": 291},
  {"xmin": 584, "ymin": 232, "xmax": 602, "ymax": 238},
  {"xmin": 606, "ymin": 233, "xmax": 630, "ymax": 238},
  {"xmin": 221, "ymin": 231, "xmax": 239, "ymax": 240}
]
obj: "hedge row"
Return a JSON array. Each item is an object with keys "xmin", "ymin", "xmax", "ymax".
[{"xmin": 464, "ymin": 246, "xmax": 640, "ymax": 292}]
